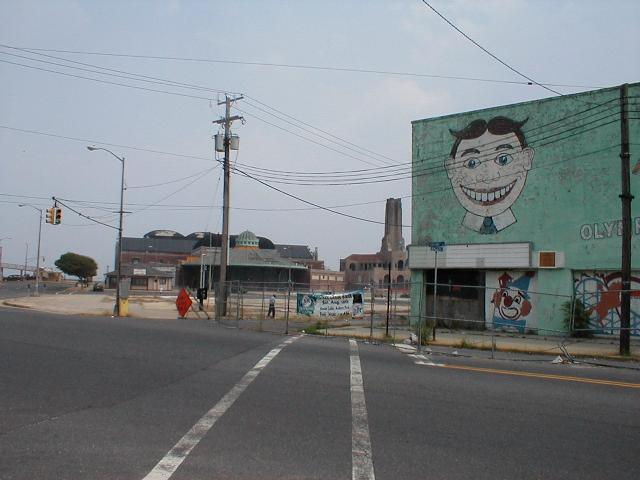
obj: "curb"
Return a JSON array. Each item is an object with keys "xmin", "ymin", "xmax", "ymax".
[
  {"xmin": 1, "ymin": 300, "xmax": 33, "ymax": 310},
  {"xmin": 321, "ymin": 329, "xmax": 640, "ymax": 362}
]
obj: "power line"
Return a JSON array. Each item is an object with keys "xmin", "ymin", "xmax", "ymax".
[
  {"xmin": 0, "ymin": 125, "xmax": 216, "ymax": 164},
  {"xmin": 238, "ymin": 99, "xmax": 396, "ymax": 167},
  {"xmin": 230, "ymin": 163, "xmax": 404, "ymax": 227},
  {"xmin": 242, "ymin": 96, "xmax": 399, "ymax": 166},
  {"xmin": 229, "ymin": 110, "xmax": 623, "ymax": 186},
  {"xmin": 0, "ymin": 58, "xmax": 215, "ymax": 101},
  {"xmin": 0, "ymin": 51, "xmax": 398, "ymax": 168},
  {"xmin": 2, "ymin": 46, "xmax": 618, "ymax": 175},
  {"xmin": 0, "ymin": 44, "xmax": 236, "ymax": 95},
  {"xmin": 1, "ymin": 45, "xmax": 402, "ymax": 167},
  {"xmin": 232, "ymin": 104, "xmax": 390, "ymax": 168},
  {"xmin": 127, "ymin": 167, "xmax": 217, "ymax": 189},
  {"xmin": 233, "ymin": 97, "xmax": 621, "ymax": 178},
  {"xmin": 0, "ymin": 100, "xmax": 625, "ymax": 215},
  {"xmin": 126, "ymin": 167, "xmax": 217, "ymax": 217},
  {"xmin": 2, "ymin": 94, "xmax": 617, "ymax": 184},
  {"xmin": 9, "ymin": 44, "xmax": 602, "ymax": 89},
  {"xmin": 52, "ymin": 197, "xmax": 118, "ymax": 230},
  {"xmin": 420, "ymin": 1, "xmax": 563, "ymax": 97}
]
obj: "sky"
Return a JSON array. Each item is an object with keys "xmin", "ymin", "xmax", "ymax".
[{"xmin": 1, "ymin": 0, "xmax": 639, "ymax": 275}]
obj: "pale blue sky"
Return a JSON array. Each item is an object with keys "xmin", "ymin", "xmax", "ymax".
[{"xmin": 1, "ymin": 0, "xmax": 638, "ymax": 273}]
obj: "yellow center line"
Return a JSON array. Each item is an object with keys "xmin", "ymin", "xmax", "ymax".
[{"xmin": 439, "ymin": 364, "xmax": 640, "ymax": 389}]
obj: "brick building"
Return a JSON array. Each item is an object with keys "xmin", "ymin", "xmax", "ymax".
[{"xmin": 340, "ymin": 198, "xmax": 408, "ymax": 290}]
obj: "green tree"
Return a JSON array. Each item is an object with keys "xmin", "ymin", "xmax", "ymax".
[{"xmin": 54, "ymin": 252, "xmax": 98, "ymax": 284}]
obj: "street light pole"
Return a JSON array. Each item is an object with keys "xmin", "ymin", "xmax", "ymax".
[
  {"xmin": 23, "ymin": 242, "xmax": 28, "ymax": 281},
  {"xmin": 0, "ymin": 237, "xmax": 11, "ymax": 282},
  {"xmin": 87, "ymin": 146, "xmax": 125, "ymax": 317},
  {"xmin": 19, "ymin": 205, "xmax": 43, "ymax": 296}
]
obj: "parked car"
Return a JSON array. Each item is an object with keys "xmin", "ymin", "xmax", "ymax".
[{"xmin": 93, "ymin": 282, "xmax": 104, "ymax": 292}]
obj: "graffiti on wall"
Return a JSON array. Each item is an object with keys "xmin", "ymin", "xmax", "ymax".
[
  {"xmin": 574, "ymin": 272, "xmax": 640, "ymax": 336},
  {"xmin": 445, "ymin": 117, "xmax": 535, "ymax": 235},
  {"xmin": 488, "ymin": 271, "xmax": 536, "ymax": 333}
]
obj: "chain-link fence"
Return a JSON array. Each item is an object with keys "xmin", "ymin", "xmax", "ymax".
[
  {"xmin": 191, "ymin": 280, "xmax": 410, "ymax": 336},
  {"xmin": 185, "ymin": 279, "xmax": 639, "ymax": 343}
]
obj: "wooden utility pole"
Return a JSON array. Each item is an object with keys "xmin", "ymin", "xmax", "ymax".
[
  {"xmin": 619, "ymin": 84, "xmax": 632, "ymax": 356},
  {"xmin": 213, "ymin": 95, "xmax": 243, "ymax": 320}
]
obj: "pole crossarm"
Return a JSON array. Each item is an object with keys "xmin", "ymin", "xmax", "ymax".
[{"xmin": 212, "ymin": 115, "xmax": 243, "ymax": 125}]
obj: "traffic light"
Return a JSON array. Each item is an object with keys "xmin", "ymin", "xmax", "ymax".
[
  {"xmin": 45, "ymin": 208, "xmax": 54, "ymax": 224},
  {"xmin": 54, "ymin": 207, "xmax": 62, "ymax": 225}
]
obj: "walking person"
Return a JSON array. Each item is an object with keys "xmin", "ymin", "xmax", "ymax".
[{"xmin": 268, "ymin": 294, "xmax": 276, "ymax": 318}]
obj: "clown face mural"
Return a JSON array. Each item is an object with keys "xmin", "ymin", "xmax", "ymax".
[
  {"xmin": 445, "ymin": 117, "xmax": 535, "ymax": 234},
  {"xmin": 491, "ymin": 271, "xmax": 535, "ymax": 333}
]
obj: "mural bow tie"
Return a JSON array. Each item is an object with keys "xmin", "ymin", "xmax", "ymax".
[{"xmin": 480, "ymin": 216, "xmax": 498, "ymax": 234}]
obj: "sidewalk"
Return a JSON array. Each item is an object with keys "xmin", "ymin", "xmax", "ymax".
[
  {"xmin": 3, "ymin": 292, "xmax": 639, "ymax": 362},
  {"xmin": 323, "ymin": 325, "xmax": 640, "ymax": 362},
  {"xmin": 2, "ymin": 293, "xmax": 183, "ymax": 320}
]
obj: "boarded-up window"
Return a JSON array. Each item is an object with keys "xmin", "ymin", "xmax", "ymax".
[{"xmin": 539, "ymin": 251, "xmax": 556, "ymax": 268}]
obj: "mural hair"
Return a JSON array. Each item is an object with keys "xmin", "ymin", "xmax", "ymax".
[{"xmin": 449, "ymin": 116, "xmax": 529, "ymax": 157}]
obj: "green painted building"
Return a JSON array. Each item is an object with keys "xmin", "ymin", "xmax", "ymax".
[{"xmin": 409, "ymin": 84, "xmax": 640, "ymax": 336}]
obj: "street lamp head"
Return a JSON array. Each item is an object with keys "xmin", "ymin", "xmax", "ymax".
[{"xmin": 87, "ymin": 146, "xmax": 98, "ymax": 151}]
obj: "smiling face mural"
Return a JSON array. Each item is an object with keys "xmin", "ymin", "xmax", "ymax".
[{"xmin": 445, "ymin": 117, "xmax": 535, "ymax": 234}]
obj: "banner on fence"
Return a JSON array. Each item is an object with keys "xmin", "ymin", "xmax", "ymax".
[{"xmin": 297, "ymin": 290, "xmax": 364, "ymax": 318}]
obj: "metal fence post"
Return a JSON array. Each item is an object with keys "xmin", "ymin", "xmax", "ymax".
[
  {"xmin": 417, "ymin": 275, "xmax": 425, "ymax": 353},
  {"xmin": 285, "ymin": 281, "xmax": 291, "ymax": 335},
  {"xmin": 432, "ymin": 250, "xmax": 438, "ymax": 341},
  {"xmin": 393, "ymin": 287, "xmax": 397, "ymax": 344},
  {"xmin": 369, "ymin": 282, "xmax": 374, "ymax": 342},
  {"xmin": 235, "ymin": 280, "xmax": 240, "ymax": 321}
]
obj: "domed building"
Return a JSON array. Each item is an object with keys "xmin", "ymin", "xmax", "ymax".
[
  {"xmin": 235, "ymin": 230, "xmax": 260, "ymax": 249},
  {"xmin": 181, "ymin": 229, "xmax": 308, "ymax": 288},
  {"xmin": 108, "ymin": 228, "xmax": 315, "ymax": 291}
]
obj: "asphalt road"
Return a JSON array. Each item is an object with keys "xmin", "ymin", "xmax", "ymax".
[{"xmin": 1, "ymin": 308, "xmax": 638, "ymax": 479}]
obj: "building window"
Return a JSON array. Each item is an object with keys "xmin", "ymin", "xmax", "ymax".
[
  {"xmin": 397, "ymin": 260, "xmax": 404, "ymax": 270},
  {"xmin": 131, "ymin": 277, "xmax": 147, "ymax": 287},
  {"xmin": 132, "ymin": 257, "xmax": 140, "ymax": 264},
  {"xmin": 349, "ymin": 263, "xmax": 355, "ymax": 271}
]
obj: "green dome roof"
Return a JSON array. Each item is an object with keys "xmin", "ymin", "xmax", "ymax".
[{"xmin": 236, "ymin": 230, "xmax": 259, "ymax": 248}]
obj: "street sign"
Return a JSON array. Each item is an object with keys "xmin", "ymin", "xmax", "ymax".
[
  {"xmin": 429, "ymin": 241, "xmax": 446, "ymax": 252},
  {"xmin": 176, "ymin": 288, "xmax": 193, "ymax": 318}
]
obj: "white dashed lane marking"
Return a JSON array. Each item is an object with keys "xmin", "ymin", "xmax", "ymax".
[
  {"xmin": 409, "ymin": 353, "xmax": 445, "ymax": 367},
  {"xmin": 142, "ymin": 335, "xmax": 301, "ymax": 480},
  {"xmin": 350, "ymin": 339, "xmax": 376, "ymax": 480}
]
